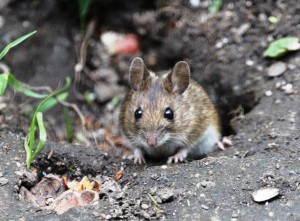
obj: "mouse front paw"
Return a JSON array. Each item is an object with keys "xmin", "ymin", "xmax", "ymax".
[
  {"xmin": 127, "ymin": 148, "xmax": 146, "ymax": 164},
  {"xmin": 167, "ymin": 148, "xmax": 188, "ymax": 164}
]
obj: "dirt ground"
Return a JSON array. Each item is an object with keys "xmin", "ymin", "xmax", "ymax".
[{"xmin": 0, "ymin": 0, "xmax": 300, "ymax": 220}]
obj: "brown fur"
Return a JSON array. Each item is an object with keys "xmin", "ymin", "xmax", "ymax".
[{"xmin": 119, "ymin": 58, "xmax": 220, "ymax": 159}]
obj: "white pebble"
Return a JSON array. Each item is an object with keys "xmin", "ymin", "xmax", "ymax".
[
  {"xmin": 265, "ymin": 90, "xmax": 273, "ymax": 96},
  {"xmin": 267, "ymin": 62, "xmax": 287, "ymax": 77},
  {"xmin": 252, "ymin": 187, "xmax": 279, "ymax": 202}
]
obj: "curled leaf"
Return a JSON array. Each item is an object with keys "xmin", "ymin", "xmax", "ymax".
[{"xmin": 263, "ymin": 37, "xmax": 300, "ymax": 58}]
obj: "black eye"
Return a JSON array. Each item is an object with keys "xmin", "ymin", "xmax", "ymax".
[
  {"xmin": 134, "ymin": 107, "xmax": 143, "ymax": 119},
  {"xmin": 164, "ymin": 107, "xmax": 174, "ymax": 120}
]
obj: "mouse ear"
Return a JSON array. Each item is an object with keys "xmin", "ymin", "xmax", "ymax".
[
  {"xmin": 165, "ymin": 61, "xmax": 190, "ymax": 94},
  {"xmin": 129, "ymin": 57, "xmax": 150, "ymax": 91}
]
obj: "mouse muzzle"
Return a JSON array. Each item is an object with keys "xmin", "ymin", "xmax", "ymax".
[{"xmin": 146, "ymin": 132, "xmax": 158, "ymax": 147}]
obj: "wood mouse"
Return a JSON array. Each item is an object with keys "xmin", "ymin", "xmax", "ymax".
[{"xmin": 119, "ymin": 57, "xmax": 221, "ymax": 164}]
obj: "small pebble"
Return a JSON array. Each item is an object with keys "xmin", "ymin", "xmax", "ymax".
[
  {"xmin": 252, "ymin": 187, "xmax": 279, "ymax": 202},
  {"xmin": 142, "ymin": 211, "xmax": 151, "ymax": 219},
  {"xmin": 265, "ymin": 90, "xmax": 273, "ymax": 96},
  {"xmin": 156, "ymin": 187, "xmax": 174, "ymax": 202},
  {"xmin": 189, "ymin": 0, "xmax": 201, "ymax": 8},
  {"xmin": 0, "ymin": 177, "xmax": 8, "ymax": 185},
  {"xmin": 232, "ymin": 212, "xmax": 238, "ymax": 218},
  {"xmin": 141, "ymin": 203, "xmax": 149, "ymax": 210},
  {"xmin": 161, "ymin": 165, "xmax": 168, "ymax": 169},
  {"xmin": 267, "ymin": 62, "xmax": 287, "ymax": 77},
  {"xmin": 150, "ymin": 174, "xmax": 160, "ymax": 180},
  {"xmin": 200, "ymin": 181, "xmax": 216, "ymax": 188},
  {"xmin": 210, "ymin": 217, "xmax": 221, "ymax": 221},
  {"xmin": 282, "ymin": 84, "xmax": 294, "ymax": 94},
  {"xmin": 201, "ymin": 205, "xmax": 209, "ymax": 210},
  {"xmin": 246, "ymin": 60, "xmax": 254, "ymax": 66}
]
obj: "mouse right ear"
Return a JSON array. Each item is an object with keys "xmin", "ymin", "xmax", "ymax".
[{"xmin": 129, "ymin": 57, "xmax": 150, "ymax": 91}]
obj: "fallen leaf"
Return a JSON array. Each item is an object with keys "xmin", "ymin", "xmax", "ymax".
[
  {"xmin": 263, "ymin": 37, "xmax": 300, "ymax": 58},
  {"xmin": 113, "ymin": 169, "xmax": 123, "ymax": 181},
  {"xmin": 80, "ymin": 176, "xmax": 93, "ymax": 190},
  {"xmin": 48, "ymin": 189, "xmax": 99, "ymax": 215},
  {"xmin": 67, "ymin": 180, "xmax": 82, "ymax": 192},
  {"xmin": 19, "ymin": 174, "xmax": 65, "ymax": 207},
  {"xmin": 92, "ymin": 179, "xmax": 101, "ymax": 191}
]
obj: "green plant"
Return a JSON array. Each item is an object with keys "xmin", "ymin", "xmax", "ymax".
[
  {"xmin": 208, "ymin": 0, "xmax": 222, "ymax": 13},
  {"xmin": 0, "ymin": 31, "xmax": 36, "ymax": 60},
  {"xmin": 0, "ymin": 31, "xmax": 74, "ymax": 168},
  {"xmin": 0, "ymin": 31, "xmax": 47, "ymax": 98},
  {"xmin": 263, "ymin": 37, "xmax": 300, "ymax": 58},
  {"xmin": 25, "ymin": 77, "xmax": 71, "ymax": 168}
]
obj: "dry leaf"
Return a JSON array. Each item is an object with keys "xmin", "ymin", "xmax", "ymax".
[
  {"xmin": 80, "ymin": 176, "xmax": 93, "ymax": 190},
  {"xmin": 113, "ymin": 169, "xmax": 123, "ymax": 181}
]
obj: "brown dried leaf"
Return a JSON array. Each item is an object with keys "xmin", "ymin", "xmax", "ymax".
[{"xmin": 113, "ymin": 169, "xmax": 123, "ymax": 181}]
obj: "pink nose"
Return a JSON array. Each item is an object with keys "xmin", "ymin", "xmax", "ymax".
[{"xmin": 147, "ymin": 133, "xmax": 157, "ymax": 147}]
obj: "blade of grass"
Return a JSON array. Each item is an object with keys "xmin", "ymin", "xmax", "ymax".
[
  {"xmin": 0, "ymin": 72, "xmax": 48, "ymax": 98},
  {"xmin": 25, "ymin": 77, "xmax": 71, "ymax": 168},
  {"xmin": 30, "ymin": 112, "xmax": 47, "ymax": 159},
  {"xmin": 0, "ymin": 31, "xmax": 37, "ymax": 60},
  {"xmin": 37, "ymin": 92, "xmax": 68, "ymax": 113}
]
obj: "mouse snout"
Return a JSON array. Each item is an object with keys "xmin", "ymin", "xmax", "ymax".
[{"xmin": 146, "ymin": 132, "xmax": 158, "ymax": 147}]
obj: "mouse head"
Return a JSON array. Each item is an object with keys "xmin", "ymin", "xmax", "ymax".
[{"xmin": 124, "ymin": 57, "xmax": 191, "ymax": 149}]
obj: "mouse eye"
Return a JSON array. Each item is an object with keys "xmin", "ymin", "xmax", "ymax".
[
  {"xmin": 164, "ymin": 107, "xmax": 174, "ymax": 120},
  {"xmin": 134, "ymin": 107, "xmax": 143, "ymax": 119}
]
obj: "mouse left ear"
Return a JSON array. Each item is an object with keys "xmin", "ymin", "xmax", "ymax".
[
  {"xmin": 129, "ymin": 57, "xmax": 150, "ymax": 91},
  {"xmin": 165, "ymin": 61, "xmax": 190, "ymax": 94}
]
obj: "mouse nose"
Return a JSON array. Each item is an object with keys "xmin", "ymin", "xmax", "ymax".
[{"xmin": 147, "ymin": 132, "xmax": 157, "ymax": 147}]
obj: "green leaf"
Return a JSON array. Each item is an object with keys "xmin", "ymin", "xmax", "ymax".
[
  {"xmin": 263, "ymin": 37, "xmax": 300, "ymax": 58},
  {"xmin": 35, "ymin": 77, "xmax": 71, "ymax": 113},
  {"xmin": 0, "ymin": 31, "xmax": 37, "ymax": 60},
  {"xmin": 268, "ymin": 16, "xmax": 280, "ymax": 25},
  {"xmin": 208, "ymin": 0, "xmax": 222, "ymax": 13},
  {"xmin": 0, "ymin": 72, "xmax": 48, "ymax": 98},
  {"xmin": 110, "ymin": 96, "xmax": 120, "ymax": 108},
  {"xmin": 37, "ymin": 92, "xmax": 68, "ymax": 113},
  {"xmin": 31, "ymin": 112, "xmax": 47, "ymax": 160}
]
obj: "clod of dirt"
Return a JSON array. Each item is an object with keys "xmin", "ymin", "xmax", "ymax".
[
  {"xmin": 252, "ymin": 187, "xmax": 280, "ymax": 202},
  {"xmin": 200, "ymin": 180, "xmax": 216, "ymax": 188},
  {"xmin": 48, "ymin": 189, "xmax": 99, "ymax": 215},
  {"xmin": 15, "ymin": 169, "xmax": 38, "ymax": 187},
  {"xmin": 267, "ymin": 62, "xmax": 287, "ymax": 77},
  {"xmin": 98, "ymin": 175, "xmax": 124, "ymax": 200},
  {"xmin": 156, "ymin": 187, "xmax": 175, "ymax": 203}
]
